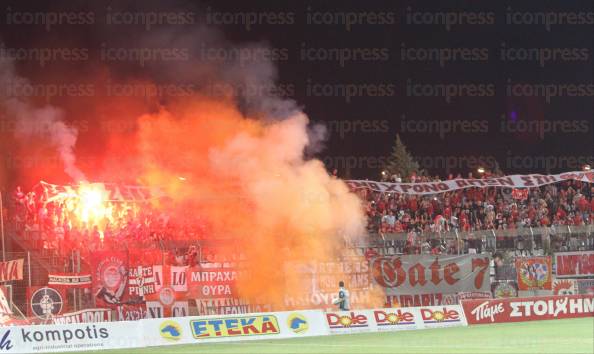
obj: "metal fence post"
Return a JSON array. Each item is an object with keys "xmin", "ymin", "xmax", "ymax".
[
  {"xmin": 0, "ymin": 191, "xmax": 5, "ymax": 262},
  {"xmin": 27, "ymin": 251, "xmax": 31, "ymax": 287}
]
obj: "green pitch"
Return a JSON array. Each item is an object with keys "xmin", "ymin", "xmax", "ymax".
[{"xmin": 73, "ymin": 318, "xmax": 593, "ymax": 354}]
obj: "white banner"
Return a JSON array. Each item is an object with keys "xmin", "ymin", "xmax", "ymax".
[
  {"xmin": 0, "ymin": 321, "xmax": 142, "ymax": 353},
  {"xmin": 0, "ymin": 306, "xmax": 468, "ymax": 352},
  {"xmin": 38, "ymin": 181, "xmax": 162, "ymax": 202},
  {"xmin": 325, "ymin": 305, "xmax": 468, "ymax": 334},
  {"xmin": 141, "ymin": 309, "xmax": 329, "ymax": 347},
  {"xmin": 47, "ymin": 274, "xmax": 91, "ymax": 288},
  {"xmin": 346, "ymin": 170, "xmax": 594, "ymax": 195}
]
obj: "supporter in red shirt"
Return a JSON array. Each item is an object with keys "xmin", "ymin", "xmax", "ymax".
[{"xmin": 408, "ymin": 197, "xmax": 418, "ymax": 213}]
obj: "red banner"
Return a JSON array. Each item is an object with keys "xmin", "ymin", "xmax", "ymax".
[
  {"xmin": 127, "ymin": 250, "xmax": 162, "ymax": 298},
  {"xmin": 116, "ymin": 303, "xmax": 147, "ymax": 321},
  {"xmin": 515, "ymin": 257, "xmax": 552, "ymax": 290},
  {"xmin": 90, "ymin": 251, "xmax": 128, "ymax": 308},
  {"xmin": 511, "ymin": 189, "xmax": 528, "ymax": 200},
  {"xmin": 26, "ymin": 286, "xmax": 67, "ymax": 319},
  {"xmin": 0, "ymin": 259, "xmax": 24, "ymax": 282},
  {"xmin": 187, "ymin": 265, "xmax": 238, "ymax": 299},
  {"xmin": 48, "ymin": 273, "xmax": 92, "ymax": 288},
  {"xmin": 462, "ymin": 295, "xmax": 594, "ymax": 324},
  {"xmin": 555, "ymin": 251, "xmax": 594, "ymax": 278}
]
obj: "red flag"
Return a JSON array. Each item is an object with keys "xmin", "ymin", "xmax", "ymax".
[{"xmin": 90, "ymin": 251, "xmax": 128, "ymax": 308}]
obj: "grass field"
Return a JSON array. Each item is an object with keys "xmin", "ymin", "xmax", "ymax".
[{"xmin": 74, "ymin": 318, "xmax": 594, "ymax": 354}]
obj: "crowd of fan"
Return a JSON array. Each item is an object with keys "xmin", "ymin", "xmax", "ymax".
[
  {"xmin": 6, "ymin": 175, "xmax": 593, "ymax": 261},
  {"xmin": 360, "ymin": 176, "xmax": 593, "ymax": 235},
  {"xmin": 8, "ymin": 186, "xmax": 210, "ymax": 263}
]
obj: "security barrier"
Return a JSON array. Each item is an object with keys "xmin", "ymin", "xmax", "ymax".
[{"xmin": 0, "ymin": 305, "xmax": 467, "ymax": 353}]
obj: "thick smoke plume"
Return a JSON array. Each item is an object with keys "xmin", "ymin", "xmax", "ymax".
[
  {"xmin": 0, "ymin": 17, "xmax": 383, "ymax": 309},
  {"xmin": 0, "ymin": 56, "xmax": 86, "ymax": 182},
  {"xmin": 135, "ymin": 97, "xmax": 379, "ymax": 308}
]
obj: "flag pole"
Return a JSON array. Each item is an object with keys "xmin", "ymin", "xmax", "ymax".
[{"xmin": 0, "ymin": 191, "xmax": 5, "ymax": 262}]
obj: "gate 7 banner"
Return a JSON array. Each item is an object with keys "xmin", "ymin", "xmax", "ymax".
[
  {"xmin": 515, "ymin": 257, "xmax": 552, "ymax": 290},
  {"xmin": 555, "ymin": 251, "xmax": 594, "ymax": 278},
  {"xmin": 370, "ymin": 255, "xmax": 490, "ymax": 307},
  {"xmin": 90, "ymin": 251, "xmax": 128, "ymax": 308}
]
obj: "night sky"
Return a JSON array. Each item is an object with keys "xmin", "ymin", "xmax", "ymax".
[{"xmin": 0, "ymin": 0, "xmax": 592, "ymax": 185}]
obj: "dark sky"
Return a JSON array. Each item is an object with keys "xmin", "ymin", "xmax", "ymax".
[{"xmin": 0, "ymin": 0, "xmax": 593, "ymax": 183}]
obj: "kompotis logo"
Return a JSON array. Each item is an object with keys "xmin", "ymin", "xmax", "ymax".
[
  {"xmin": 0, "ymin": 330, "xmax": 13, "ymax": 351},
  {"xmin": 374, "ymin": 309, "xmax": 415, "ymax": 327},
  {"xmin": 420, "ymin": 307, "xmax": 460, "ymax": 324},
  {"xmin": 190, "ymin": 315, "xmax": 279, "ymax": 339},
  {"xmin": 160, "ymin": 320, "xmax": 182, "ymax": 341},
  {"xmin": 286, "ymin": 313, "xmax": 308, "ymax": 334},
  {"xmin": 31, "ymin": 287, "xmax": 63, "ymax": 319},
  {"xmin": 326, "ymin": 312, "xmax": 368, "ymax": 329}
]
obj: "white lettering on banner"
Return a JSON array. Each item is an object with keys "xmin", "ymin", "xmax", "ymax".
[
  {"xmin": 203, "ymin": 285, "xmax": 232, "ymax": 296},
  {"xmin": 171, "ymin": 302, "xmax": 188, "ymax": 317},
  {"xmin": 509, "ymin": 298, "xmax": 593, "ymax": 318},
  {"xmin": 191, "ymin": 271, "xmax": 237, "ymax": 282},
  {"xmin": 0, "ymin": 259, "xmax": 24, "ymax": 282},
  {"xmin": 347, "ymin": 170, "xmax": 594, "ymax": 195},
  {"xmin": 52, "ymin": 309, "xmax": 111, "ymax": 324},
  {"xmin": 128, "ymin": 266, "xmax": 156, "ymax": 297},
  {"xmin": 470, "ymin": 301, "xmax": 504, "ymax": 323}
]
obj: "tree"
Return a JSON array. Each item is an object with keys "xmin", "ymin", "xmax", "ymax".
[{"xmin": 386, "ymin": 134, "xmax": 421, "ymax": 181}]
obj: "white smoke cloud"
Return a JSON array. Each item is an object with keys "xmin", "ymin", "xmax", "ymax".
[{"xmin": 0, "ymin": 55, "xmax": 86, "ymax": 182}]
